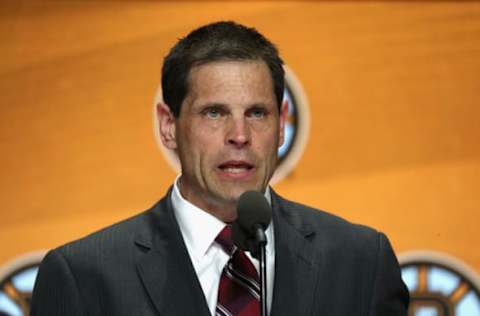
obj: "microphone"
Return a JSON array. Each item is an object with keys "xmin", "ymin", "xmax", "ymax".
[
  {"xmin": 232, "ymin": 190, "xmax": 272, "ymax": 259},
  {"xmin": 232, "ymin": 190, "xmax": 271, "ymax": 316}
]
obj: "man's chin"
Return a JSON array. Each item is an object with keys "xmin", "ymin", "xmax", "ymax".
[{"xmin": 216, "ymin": 185, "xmax": 265, "ymax": 203}]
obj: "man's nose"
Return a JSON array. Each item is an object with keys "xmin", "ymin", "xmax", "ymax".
[{"xmin": 226, "ymin": 117, "xmax": 250, "ymax": 148}]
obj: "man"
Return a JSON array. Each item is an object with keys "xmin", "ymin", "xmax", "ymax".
[{"xmin": 31, "ymin": 21, "xmax": 409, "ymax": 315}]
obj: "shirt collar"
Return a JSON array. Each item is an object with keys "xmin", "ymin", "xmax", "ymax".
[{"xmin": 171, "ymin": 176, "xmax": 274, "ymax": 261}]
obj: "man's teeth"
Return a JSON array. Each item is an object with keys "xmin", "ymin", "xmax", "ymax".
[{"xmin": 223, "ymin": 167, "xmax": 248, "ymax": 173}]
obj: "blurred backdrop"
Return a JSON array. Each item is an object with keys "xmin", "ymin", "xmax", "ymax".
[{"xmin": 1, "ymin": 1, "xmax": 479, "ymax": 315}]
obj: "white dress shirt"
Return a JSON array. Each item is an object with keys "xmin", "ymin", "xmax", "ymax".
[{"xmin": 171, "ymin": 177, "xmax": 275, "ymax": 316}]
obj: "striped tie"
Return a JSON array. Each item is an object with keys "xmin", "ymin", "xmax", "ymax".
[{"xmin": 215, "ymin": 226, "xmax": 260, "ymax": 316}]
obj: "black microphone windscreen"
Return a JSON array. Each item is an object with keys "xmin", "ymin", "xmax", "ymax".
[
  {"xmin": 232, "ymin": 190, "xmax": 272, "ymax": 252},
  {"xmin": 236, "ymin": 190, "xmax": 272, "ymax": 233}
]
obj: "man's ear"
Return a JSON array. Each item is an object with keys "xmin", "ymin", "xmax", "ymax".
[
  {"xmin": 156, "ymin": 102, "xmax": 177, "ymax": 149},
  {"xmin": 278, "ymin": 100, "xmax": 289, "ymax": 147}
]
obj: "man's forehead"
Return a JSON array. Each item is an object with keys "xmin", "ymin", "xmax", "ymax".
[
  {"xmin": 173, "ymin": 60, "xmax": 277, "ymax": 115},
  {"xmin": 187, "ymin": 60, "xmax": 273, "ymax": 93},
  {"xmin": 188, "ymin": 59, "xmax": 269, "ymax": 78}
]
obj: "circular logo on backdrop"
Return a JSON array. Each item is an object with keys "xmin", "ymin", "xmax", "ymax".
[
  {"xmin": 399, "ymin": 251, "xmax": 480, "ymax": 316},
  {"xmin": 153, "ymin": 65, "xmax": 310, "ymax": 184},
  {"xmin": 0, "ymin": 251, "xmax": 45, "ymax": 316}
]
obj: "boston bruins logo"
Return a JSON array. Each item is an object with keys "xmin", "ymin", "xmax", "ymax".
[
  {"xmin": 271, "ymin": 65, "xmax": 310, "ymax": 184},
  {"xmin": 0, "ymin": 252, "xmax": 45, "ymax": 316},
  {"xmin": 400, "ymin": 251, "xmax": 480, "ymax": 315},
  {"xmin": 153, "ymin": 65, "xmax": 310, "ymax": 184}
]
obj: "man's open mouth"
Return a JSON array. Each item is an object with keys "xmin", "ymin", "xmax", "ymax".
[{"xmin": 218, "ymin": 161, "xmax": 254, "ymax": 173}]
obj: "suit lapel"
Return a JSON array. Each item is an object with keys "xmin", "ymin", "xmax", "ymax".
[
  {"xmin": 133, "ymin": 189, "xmax": 322, "ymax": 315},
  {"xmin": 270, "ymin": 192, "xmax": 321, "ymax": 316},
  {"xmin": 135, "ymin": 194, "xmax": 211, "ymax": 316}
]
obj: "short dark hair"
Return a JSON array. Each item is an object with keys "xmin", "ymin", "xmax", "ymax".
[{"xmin": 162, "ymin": 21, "xmax": 285, "ymax": 117}]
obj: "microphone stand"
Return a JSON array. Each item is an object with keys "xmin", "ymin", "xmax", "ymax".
[{"xmin": 254, "ymin": 225, "xmax": 268, "ymax": 316}]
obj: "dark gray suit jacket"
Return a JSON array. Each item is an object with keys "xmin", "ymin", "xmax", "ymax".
[{"xmin": 31, "ymin": 190, "xmax": 409, "ymax": 315}]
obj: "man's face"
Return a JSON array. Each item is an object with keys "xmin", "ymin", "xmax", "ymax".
[{"xmin": 163, "ymin": 60, "xmax": 287, "ymax": 219}]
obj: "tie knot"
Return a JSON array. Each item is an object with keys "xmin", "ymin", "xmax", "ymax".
[{"xmin": 215, "ymin": 225, "xmax": 236, "ymax": 256}]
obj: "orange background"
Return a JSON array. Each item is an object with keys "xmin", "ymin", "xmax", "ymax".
[{"xmin": 1, "ymin": 1, "xmax": 479, "ymax": 274}]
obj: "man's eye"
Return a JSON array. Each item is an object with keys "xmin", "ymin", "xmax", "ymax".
[
  {"xmin": 204, "ymin": 108, "xmax": 222, "ymax": 118},
  {"xmin": 249, "ymin": 108, "xmax": 266, "ymax": 118}
]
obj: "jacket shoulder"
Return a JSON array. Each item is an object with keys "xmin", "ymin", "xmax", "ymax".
[
  {"xmin": 54, "ymin": 198, "xmax": 166, "ymax": 261},
  {"xmin": 273, "ymin": 193, "xmax": 381, "ymax": 249}
]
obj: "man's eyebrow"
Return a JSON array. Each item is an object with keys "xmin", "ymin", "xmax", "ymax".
[
  {"xmin": 195, "ymin": 103, "xmax": 229, "ymax": 112},
  {"xmin": 201, "ymin": 102, "xmax": 228, "ymax": 108},
  {"xmin": 195, "ymin": 102, "xmax": 272, "ymax": 110},
  {"xmin": 246, "ymin": 103, "xmax": 275, "ymax": 112},
  {"xmin": 248, "ymin": 103, "xmax": 269, "ymax": 108}
]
